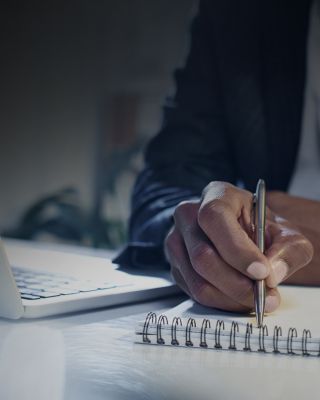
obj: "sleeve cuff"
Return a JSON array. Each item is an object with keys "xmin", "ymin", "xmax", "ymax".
[{"xmin": 112, "ymin": 242, "xmax": 170, "ymax": 269}]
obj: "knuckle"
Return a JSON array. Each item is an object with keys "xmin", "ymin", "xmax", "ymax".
[
  {"xmin": 198, "ymin": 199, "xmax": 228, "ymax": 228},
  {"xmin": 174, "ymin": 201, "xmax": 189, "ymax": 217},
  {"xmin": 204, "ymin": 181, "xmax": 238, "ymax": 200},
  {"xmin": 190, "ymin": 244, "xmax": 215, "ymax": 274},
  {"xmin": 173, "ymin": 200, "xmax": 197, "ymax": 221},
  {"xmin": 231, "ymin": 280, "xmax": 253, "ymax": 305},
  {"xmin": 191, "ymin": 280, "xmax": 210, "ymax": 304},
  {"xmin": 204, "ymin": 180, "xmax": 230, "ymax": 192}
]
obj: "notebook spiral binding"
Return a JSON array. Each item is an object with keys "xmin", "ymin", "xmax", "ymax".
[{"xmin": 141, "ymin": 312, "xmax": 320, "ymax": 356}]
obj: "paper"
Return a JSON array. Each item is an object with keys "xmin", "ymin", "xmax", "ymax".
[{"xmin": 136, "ymin": 286, "xmax": 320, "ymax": 356}]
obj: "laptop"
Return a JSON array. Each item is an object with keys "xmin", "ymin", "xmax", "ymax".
[{"xmin": 0, "ymin": 238, "xmax": 178, "ymax": 319}]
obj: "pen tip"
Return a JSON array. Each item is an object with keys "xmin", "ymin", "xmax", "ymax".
[{"xmin": 256, "ymin": 313, "xmax": 264, "ymax": 328}]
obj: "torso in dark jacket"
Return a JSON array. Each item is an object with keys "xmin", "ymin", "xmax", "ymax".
[{"xmin": 114, "ymin": 0, "xmax": 312, "ymax": 269}]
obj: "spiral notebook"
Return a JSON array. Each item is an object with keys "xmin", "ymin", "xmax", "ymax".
[{"xmin": 135, "ymin": 286, "xmax": 320, "ymax": 357}]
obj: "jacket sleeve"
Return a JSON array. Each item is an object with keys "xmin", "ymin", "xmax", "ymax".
[{"xmin": 113, "ymin": 0, "xmax": 236, "ymax": 269}]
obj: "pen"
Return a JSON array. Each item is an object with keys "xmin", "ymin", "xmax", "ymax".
[{"xmin": 253, "ymin": 179, "xmax": 266, "ymax": 328}]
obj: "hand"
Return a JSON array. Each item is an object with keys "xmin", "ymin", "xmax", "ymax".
[{"xmin": 165, "ymin": 182, "xmax": 313, "ymax": 312}]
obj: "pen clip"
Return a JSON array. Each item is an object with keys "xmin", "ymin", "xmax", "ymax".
[
  {"xmin": 254, "ymin": 180, "xmax": 266, "ymax": 254},
  {"xmin": 251, "ymin": 193, "xmax": 257, "ymax": 239}
]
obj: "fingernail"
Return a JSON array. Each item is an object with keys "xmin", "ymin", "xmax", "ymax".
[
  {"xmin": 265, "ymin": 295, "xmax": 280, "ymax": 313},
  {"xmin": 272, "ymin": 260, "xmax": 289, "ymax": 285},
  {"xmin": 247, "ymin": 261, "xmax": 268, "ymax": 279}
]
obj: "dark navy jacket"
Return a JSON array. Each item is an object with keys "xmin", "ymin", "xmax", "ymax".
[{"xmin": 114, "ymin": 0, "xmax": 312, "ymax": 269}]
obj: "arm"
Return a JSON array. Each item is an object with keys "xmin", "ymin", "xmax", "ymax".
[
  {"xmin": 118, "ymin": 1, "xmax": 314, "ymax": 314},
  {"xmin": 267, "ymin": 192, "xmax": 320, "ymax": 285},
  {"xmin": 165, "ymin": 182, "xmax": 313, "ymax": 312},
  {"xmin": 118, "ymin": 2, "xmax": 314, "ymax": 312},
  {"xmin": 129, "ymin": 0, "xmax": 235, "ymax": 255}
]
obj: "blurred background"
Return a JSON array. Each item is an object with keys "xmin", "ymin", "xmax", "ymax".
[{"xmin": 0, "ymin": 0, "xmax": 197, "ymax": 249}]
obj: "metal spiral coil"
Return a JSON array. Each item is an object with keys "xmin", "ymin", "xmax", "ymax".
[
  {"xmin": 171, "ymin": 317, "xmax": 182, "ymax": 346},
  {"xmin": 243, "ymin": 323, "xmax": 253, "ymax": 351},
  {"xmin": 273, "ymin": 326, "xmax": 282, "ymax": 354},
  {"xmin": 258, "ymin": 325, "xmax": 268, "ymax": 352},
  {"xmin": 141, "ymin": 313, "xmax": 317, "ymax": 356},
  {"xmin": 287, "ymin": 327, "xmax": 297, "ymax": 355},
  {"xmin": 157, "ymin": 315, "xmax": 169, "ymax": 344},
  {"xmin": 302, "ymin": 329, "xmax": 311, "ymax": 356},
  {"xmin": 229, "ymin": 321, "xmax": 239, "ymax": 350},
  {"xmin": 200, "ymin": 319, "xmax": 211, "ymax": 348},
  {"xmin": 185, "ymin": 318, "xmax": 196, "ymax": 347},
  {"xmin": 142, "ymin": 312, "xmax": 157, "ymax": 343},
  {"xmin": 214, "ymin": 320, "xmax": 225, "ymax": 349}
]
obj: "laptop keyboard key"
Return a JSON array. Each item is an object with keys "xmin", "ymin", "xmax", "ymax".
[
  {"xmin": 17, "ymin": 283, "xmax": 27, "ymax": 288},
  {"xmin": 27, "ymin": 285, "xmax": 48, "ymax": 291},
  {"xmin": 24, "ymin": 278, "xmax": 41, "ymax": 284},
  {"xmin": 38, "ymin": 291, "xmax": 61, "ymax": 298},
  {"xmin": 21, "ymin": 294, "xmax": 41, "ymax": 300},
  {"xmin": 20, "ymin": 289, "xmax": 44, "ymax": 296},
  {"xmin": 78, "ymin": 285, "xmax": 101, "ymax": 292},
  {"xmin": 13, "ymin": 266, "xmax": 122, "ymax": 301},
  {"xmin": 98, "ymin": 284, "xmax": 117, "ymax": 290},
  {"xmin": 58, "ymin": 289, "xmax": 81, "ymax": 295}
]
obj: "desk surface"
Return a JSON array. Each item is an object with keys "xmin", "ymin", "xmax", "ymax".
[
  {"xmin": 1, "ymin": 241, "xmax": 320, "ymax": 400},
  {"xmin": 1, "ymin": 295, "xmax": 319, "ymax": 400},
  {"xmin": 0, "ymin": 294, "xmax": 187, "ymax": 400}
]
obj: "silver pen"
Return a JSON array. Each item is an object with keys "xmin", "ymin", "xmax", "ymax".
[{"xmin": 253, "ymin": 179, "xmax": 266, "ymax": 328}]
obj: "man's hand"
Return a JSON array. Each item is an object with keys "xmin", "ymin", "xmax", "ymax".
[{"xmin": 165, "ymin": 182, "xmax": 313, "ymax": 312}]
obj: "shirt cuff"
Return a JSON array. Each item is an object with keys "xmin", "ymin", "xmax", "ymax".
[{"xmin": 112, "ymin": 242, "xmax": 170, "ymax": 269}]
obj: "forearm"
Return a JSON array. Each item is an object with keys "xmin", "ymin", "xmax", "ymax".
[
  {"xmin": 267, "ymin": 191, "xmax": 320, "ymax": 285},
  {"xmin": 267, "ymin": 191, "xmax": 320, "ymax": 231},
  {"xmin": 125, "ymin": 0, "xmax": 236, "ymax": 266},
  {"xmin": 129, "ymin": 167, "xmax": 201, "ymax": 243}
]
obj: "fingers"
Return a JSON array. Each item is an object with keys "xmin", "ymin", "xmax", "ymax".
[
  {"xmin": 173, "ymin": 202, "xmax": 254, "ymax": 308},
  {"xmin": 165, "ymin": 220, "xmax": 281, "ymax": 313},
  {"xmin": 265, "ymin": 218, "xmax": 314, "ymax": 288},
  {"xmin": 170, "ymin": 265, "xmax": 191, "ymax": 297},
  {"xmin": 198, "ymin": 182, "xmax": 271, "ymax": 280},
  {"xmin": 164, "ymin": 181, "xmax": 295, "ymax": 314},
  {"xmin": 165, "ymin": 226, "xmax": 251, "ymax": 312},
  {"xmin": 264, "ymin": 287, "xmax": 281, "ymax": 312}
]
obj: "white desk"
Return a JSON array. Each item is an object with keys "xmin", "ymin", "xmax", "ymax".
[
  {"xmin": 2, "ymin": 296, "xmax": 320, "ymax": 400},
  {"xmin": 0, "ymin": 243, "xmax": 319, "ymax": 400},
  {"xmin": 0, "ymin": 294, "xmax": 187, "ymax": 400}
]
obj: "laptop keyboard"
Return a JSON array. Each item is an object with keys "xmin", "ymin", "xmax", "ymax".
[{"xmin": 12, "ymin": 266, "xmax": 118, "ymax": 300}]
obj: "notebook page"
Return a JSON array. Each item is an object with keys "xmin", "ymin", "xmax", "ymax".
[
  {"xmin": 136, "ymin": 286, "xmax": 320, "ymax": 355},
  {"xmin": 166, "ymin": 285, "xmax": 320, "ymax": 332}
]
